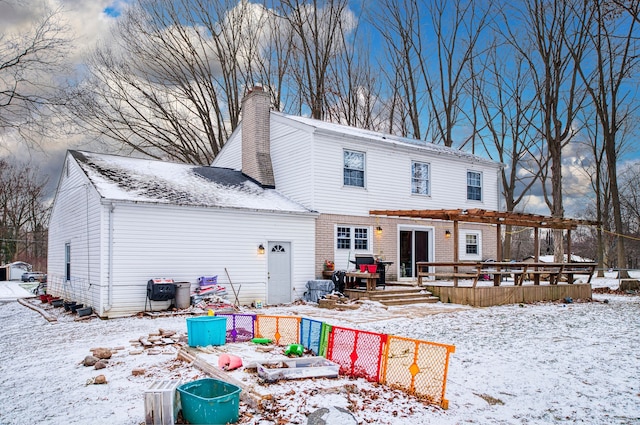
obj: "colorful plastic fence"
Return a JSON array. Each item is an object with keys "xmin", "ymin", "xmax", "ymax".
[
  {"xmin": 326, "ymin": 325, "xmax": 387, "ymax": 382},
  {"xmin": 381, "ymin": 335, "xmax": 456, "ymax": 409},
  {"xmin": 255, "ymin": 315, "xmax": 301, "ymax": 345},
  {"xmin": 216, "ymin": 313, "xmax": 256, "ymax": 343},
  {"xmin": 300, "ymin": 318, "xmax": 324, "ymax": 355}
]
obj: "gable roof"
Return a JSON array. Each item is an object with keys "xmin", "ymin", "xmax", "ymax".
[
  {"xmin": 69, "ymin": 150, "xmax": 313, "ymax": 214},
  {"xmin": 271, "ymin": 112, "xmax": 499, "ymax": 166}
]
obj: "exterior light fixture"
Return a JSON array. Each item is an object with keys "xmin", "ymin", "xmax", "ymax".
[
  {"xmin": 445, "ymin": 230, "xmax": 452, "ymax": 239},
  {"xmin": 375, "ymin": 226, "xmax": 383, "ymax": 235},
  {"xmin": 258, "ymin": 244, "xmax": 265, "ymax": 254}
]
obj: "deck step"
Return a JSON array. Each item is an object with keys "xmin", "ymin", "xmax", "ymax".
[
  {"xmin": 367, "ymin": 287, "xmax": 440, "ymax": 306},
  {"xmin": 378, "ymin": 296, "xmax": 440, "ymax": 306}
]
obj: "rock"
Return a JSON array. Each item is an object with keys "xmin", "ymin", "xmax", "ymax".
[
  {"xmin": 94, "ymin": 375, "xmax": 107, "ymax": 385},
  {"xmin": 83, "ymin": 355, "xmax": 99, "ymax": 367},
  {"xmin": 307, "ymin": 407, "xmax": 357, "ymax": 425},
  {"xmin": 94, "ymin": 361, "xmax": 107, "ymax": 370},
  {"xmin": 132, "ymin": 368, "xmax": 146, "ymax": 376},
  {"xmin": 91, "ymin": 348, "xmax": 112, "ymax": 359}
]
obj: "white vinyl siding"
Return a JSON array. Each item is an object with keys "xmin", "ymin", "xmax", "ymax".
[
  {"xmin": 47, "ymin": 156, "xmax": 103, "ymax": 311},
  {"xmin": 268, "ymin": 115, "xmax": 500, "ymax": 216}
]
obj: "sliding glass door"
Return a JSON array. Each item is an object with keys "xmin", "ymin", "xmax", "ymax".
[{"xmin": 399, "ymin": 228, "xmax": 431, "ymax": 279}]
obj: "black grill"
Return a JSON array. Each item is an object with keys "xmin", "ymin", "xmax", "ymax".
[{"xmin": 147, "ymin": 280, "xmax": 176, "ymax": 301}]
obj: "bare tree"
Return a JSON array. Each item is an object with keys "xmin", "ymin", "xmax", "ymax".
[
  {"xmin": 275, "ymin": 0, "xmax": 355, "ymax": 120},
  {"xmin": 503, "ymin": 0, "xmax": 589, "ymax": 262},
  {"xmin": 66, "ymin": 0, "xmax": 275, "ymax": 164},
  {"xmin": 372, "ymin": 0, "xmax": 491, "ymax": 146},
  {"xmin": 572, "ymin": 0, "xmax": 640, "ymax": 277},
  {"xmin": 0, "ymin": 4, "xmax": 70, "ymax": 138},
  {"xmin": 472, "ymin": 38, "xmax": 543, "ymax": 259},
  {"xmin": 0, "ymin": 159, "xmax": 49, "ymax": 266}
]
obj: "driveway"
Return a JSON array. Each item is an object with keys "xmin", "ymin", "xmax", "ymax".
[{"xmin": 0, "ymin": 281, "xmax": 36, "ymax": 302}]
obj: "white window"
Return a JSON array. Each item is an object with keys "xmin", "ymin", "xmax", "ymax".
[
  {"xmin": 467, "ymin": 171, "xmax": 482, "ymax": 201},
  {"xmin": 344, "ymin": 150, "xmax": 365, "ymax": 187},
  {"xmin": 336, "ymin": 225, "xmax": 369, "ymax": 251},
  {"xmin": 459, "ymin": 230, "xmax": 482, "ymax": 260},
  {"xmin": 412, "ymin": 161, "xmax": 430, "ymax": 195}
]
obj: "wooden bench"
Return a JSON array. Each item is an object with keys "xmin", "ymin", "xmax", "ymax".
[{"xmin": 417, "ymin": 262, "xmax": 480, "ymax": 286}]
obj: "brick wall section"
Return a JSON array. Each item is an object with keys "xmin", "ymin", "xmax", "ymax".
[
  {"xmin": 241, "ymin": 86, "xmax": 275, "ymax": 187},
  {"xmin": 316, "ymin": 214, "xmax": 497, "ymax": 280}
]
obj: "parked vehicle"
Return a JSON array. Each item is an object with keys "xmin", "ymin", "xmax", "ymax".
[{"xmin": 21, "ymin": 272, "xmax": 47, "ymax": 282}]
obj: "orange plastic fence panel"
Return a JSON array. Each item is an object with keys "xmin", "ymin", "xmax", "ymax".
[
  {"xmin": 381, "ymin": 335, "xmax": 455, "ymax": 409},
  {"xmin": 255, "ymin": 315, "xmax": 301, "ymax": 345}
]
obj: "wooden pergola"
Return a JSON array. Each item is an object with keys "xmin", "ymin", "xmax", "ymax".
[{"xmin": 369, "ymin": 208, "xmax": 599, "ymax": 263}]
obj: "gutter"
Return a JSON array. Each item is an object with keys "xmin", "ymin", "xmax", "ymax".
[{"xmin": 104, "ymin": 203, "xmax": 115, "ymax": 312}]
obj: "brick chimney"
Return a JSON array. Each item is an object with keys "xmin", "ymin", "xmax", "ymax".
[{"xmin": 241, "ymin": 86, "xmax": 275, "ymax": 188}]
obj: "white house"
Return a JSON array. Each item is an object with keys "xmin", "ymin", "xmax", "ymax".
[
  {"xmin": 48, "ymin": 86, "xmax": 501, "ymax": 317},
  {"xmin": 214, "ymin": 87, "xmax": 502, "ymax": 281}
]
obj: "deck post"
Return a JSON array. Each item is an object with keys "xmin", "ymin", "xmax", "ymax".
[{"xmin": 453, "ymin": 221, "xmax": 459, "ymax": 287}]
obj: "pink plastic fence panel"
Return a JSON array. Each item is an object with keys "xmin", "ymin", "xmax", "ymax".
[{"xmin": 326, "ymin": 325, "xmax": 387, "ymax": 382}]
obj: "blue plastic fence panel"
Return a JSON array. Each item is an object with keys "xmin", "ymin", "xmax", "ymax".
[
  {"xmin": 300, "ymin": 317, "xmax": 324, "ymax": 355},
  {"xmin": 216, "ymin": 313, "xmax": 256, "ymax": 342}
]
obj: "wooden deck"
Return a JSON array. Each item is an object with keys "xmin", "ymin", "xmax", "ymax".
[{"xmin": 424, "ymin": 283, "xmax": 592, "ymax": 307}]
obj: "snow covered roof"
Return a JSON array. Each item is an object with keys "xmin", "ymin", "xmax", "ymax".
[
  {"xmin": 70, "ymin": 151, "xmax": 313, "ymax": 214},
  {"xmin": 272, "ymin": 111, "xmax": 498, "ymax": 166}
]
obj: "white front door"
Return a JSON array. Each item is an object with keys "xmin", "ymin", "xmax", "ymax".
[{"xmin": 267, "ymin": 241, "xmax": 292, "ymax": 305}]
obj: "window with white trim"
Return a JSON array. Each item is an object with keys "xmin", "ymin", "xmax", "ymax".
[
  {"xmin": 344, "ymin": 150, "xmax": 365, "ymax": 187},
  {"xmin": 336, "ymin": 226, "xmax": 369, "ymax": 251},
  {"xmin": 411, "ymin": 161, "xmax": 430, "ymax": 195},
  {"xmin": 467, "ymin": 171, "xmax": 482, "ymax": 201},
  {"xmin": 459, "ymin": 230, "xmax": 482, "ymax": 260}
]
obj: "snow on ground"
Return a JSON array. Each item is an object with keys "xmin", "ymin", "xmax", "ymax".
[{"xmin": 0, "ymin": 275, "xmax": 638, "ymax": 425}]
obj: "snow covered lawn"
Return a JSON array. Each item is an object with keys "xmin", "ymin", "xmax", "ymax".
[{"xmin": 0, "ymin": 276, "xmax": 638, "ymax": 425}]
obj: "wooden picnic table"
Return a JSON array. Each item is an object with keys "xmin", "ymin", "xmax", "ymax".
[{"xmin": 345, "ymin": 272, "xmax": 381, "ymax": 292}]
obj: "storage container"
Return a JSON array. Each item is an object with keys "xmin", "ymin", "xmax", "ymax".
[
  {"xmin": 186, "ymin": 316, "xmax": 227, "ymax": 347},
  {"xmin": 177, "ymin": 378, "xmax": 241, "ymax": 425},
  {"xmin": 256, "ymin": 357, "xmax": 339, "ymax": 382}
]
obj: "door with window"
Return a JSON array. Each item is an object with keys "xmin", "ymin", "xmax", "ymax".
[
  {"xmin": 267, "ymin": 241, "xmax": 291, "ymax": 305},
  {"xmin": 399, "ymin": 228, "xmax": 431, "ymax": 279}
]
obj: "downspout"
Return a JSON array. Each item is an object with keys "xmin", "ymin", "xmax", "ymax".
[{"xmin": 104, "ymin": 203, "xmax": 115, "ymax": 312}]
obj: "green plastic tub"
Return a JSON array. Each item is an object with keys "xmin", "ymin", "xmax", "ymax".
[
  {"xmin": 186, "ymin": 316, "xmax": 227, "ymax": 347},
  {"xmin": 177, "ymin": 378, "xmax": 241, "ymax": 424}
]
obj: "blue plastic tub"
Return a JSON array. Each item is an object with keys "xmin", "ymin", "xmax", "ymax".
[
  {"xmin": 186, "ymin": 316, "xmax": 227, "ymax": 347},
  {"xmin": 177, "ymin": 378, "xmax": 241, "ymax": 424}
]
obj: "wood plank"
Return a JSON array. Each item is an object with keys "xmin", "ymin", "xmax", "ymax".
[{"xmin": 177, "ymin": 347, "xmax": 272, "ymax": 410}]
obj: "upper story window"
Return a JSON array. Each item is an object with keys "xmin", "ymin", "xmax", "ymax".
[
  {"xmin": 411, "ymin": 161, "xmax": 430, "ymax": 195},
  {"xmin": 467, "ymin": 171, "xmax": 482, "ymax": 201},
  {"xmin": 344, "ymin": 150, "xmax": 365, "ymax": 187},
  {"xmin": 336, "ymin": 226, "xmax": 369, "ymax": 251}
]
